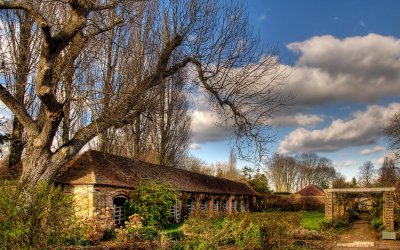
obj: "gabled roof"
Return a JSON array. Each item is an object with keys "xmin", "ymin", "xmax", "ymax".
[
  {"xmin": 294, "ymin": 184, "xmax": 325, "ymax": 196},
  {"xmin": 56, "ymin": 150, "xmax": 259, "ymax": 196}
]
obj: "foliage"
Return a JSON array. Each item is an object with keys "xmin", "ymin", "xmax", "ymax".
[
  {"xmin": 115, "ymin": 214, "xmax": 144, "ymax": 242},
  {"xmin": 124, "ymin": 181, "xmax": 178, "ymax": 228},
  {"xmin": 319, "ymin": 219, "xmax": 350, "ymax": 230},
  {"xmin": 0, "ymin": 181, "xmax": 77, "ymax": 249},
  {"xmin": 299, "ymin": 211, "xmax": 325, "ymax": 230},
  {"xmin": 370, "ymin": 218, "xmax": 384, "ymax": 231},
  {"xmin": 180, "ymin": 212, "xmax": 300, "ymax": 249},
  {"xmin": 165, "ymin": 228, "xmax": 184, "ymax": 241},
  {"xmin": 262, "ymin": 195, "xmax": 324, "ymax": 212},
  {"xmin": 75, "ymin": 214, "xmax": 114, "ymax": 244}
]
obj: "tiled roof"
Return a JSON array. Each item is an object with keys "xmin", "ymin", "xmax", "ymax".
[
  {"xmin": 294, "ymin": 184, "xmax": 325, "ymax": 196},
  {"xmin": 56, "ymin": 150, "xmax": 259, "ymax": 196}
]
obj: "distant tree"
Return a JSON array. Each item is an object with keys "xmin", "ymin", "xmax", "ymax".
[
  {"xmin": 249, "ymin": 172, "xmax": 271, "ymax": 194},
  {"xmin": 358, "ymin": 161, "xmax": 376, "ymax": 187},
  {"xmin": 332, "ymin": 173, "xmax": 349, "ymax": 188},
  {"xmin": 242, "ymin": 166, "xmax": 253, "ymax": 181},
  {"xmin": 351, "ymin": 177, "xmax": 357, "ymax": 188},
  {"xmin": 377, "ymin": 157, "xmax": 400, "ymax": 187},
  {"xmin": 384, "ymin": 111, "xmax": 400, "ymax": 160}
]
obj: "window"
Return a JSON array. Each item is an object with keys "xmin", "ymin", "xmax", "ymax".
[
  {"xmin": 213, "ymin": 199, "xmax": 219, "ymax": 212},
  {"xmin": 201, "ymin": 199, "xmax": 208, "ymax": 211},
  {"xmin": 232, "ymin": 199, "xmax": 236, "ymax": 212},
  {"xmin": 169, "ymin": 200, "xmax": 181, "ymax": 222},
  {"xmin": 113, "ymin": 196, "xmax": 128, "ymax": 226},
  {"xmin": 222, "ymin": 199, "xmax": 228, "ymax": 212},
  {"xmin": 187, "ymin": 198, "xmax": 194, "ymax": 213}
]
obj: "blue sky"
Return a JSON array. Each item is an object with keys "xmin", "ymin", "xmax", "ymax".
[{"xmin": 189, "ymin": 0, "xmax": 400, "ymax": 180}]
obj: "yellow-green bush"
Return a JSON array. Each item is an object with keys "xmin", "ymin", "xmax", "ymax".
[
  {"xmin": 0, "ymin": 181, "xmax": 77, "ymax": 249},
  {"xmin": 181, "ymin": 212, "xmax": 301, "ymax": 250}
]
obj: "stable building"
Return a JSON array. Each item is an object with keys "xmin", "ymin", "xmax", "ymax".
[{"xmin": 56, "ymin": 150, "xmax": 260, "ymax": 225}]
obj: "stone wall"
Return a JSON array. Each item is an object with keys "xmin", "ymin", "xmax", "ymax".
[{"xmin": 68, "ymin": 184, "xmax": 258, "ymax": 225}]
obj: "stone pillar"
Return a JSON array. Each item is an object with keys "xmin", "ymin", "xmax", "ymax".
[
  {"xmin": 383, "ymin": 191, "xmax": 394, "ymax": 231},
  {"xmin": 209, "ymin": 196, "xmax": 214, "ymax": 212},
  {"xmin": 325, "ymin": 192, "xmax": 334, "ymax": 220}
]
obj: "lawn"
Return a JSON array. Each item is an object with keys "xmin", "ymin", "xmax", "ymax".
[{"xmin": 300, "ymin": 211, "xmax": 325, "ymax": 230}]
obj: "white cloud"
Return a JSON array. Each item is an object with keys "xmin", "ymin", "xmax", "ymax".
[
  {"xmin": 359, "ymin": 20, "xmax": 366, "ymax": 28},
  {"xmin": 258, "ymin": 14, "xmax": 267, "ymax": 21},
  {"xmin": 283, "ymin": 34, "xmax": 400, "ymax": 105},
  {"xmin": 279, "ymin": 103, "xmax": 400, "ymax": 153},
  {"xmin": 372, "ymin": 156, "xmax": 385, "ymax": 166},
  {"xmin": 190, "ymin": 110, "xmax": 234, "ymax": 144},
  {"xmin": 269, "ymin": 113, "xmax": 324, "ymax": 127},
  {"xmin": 189, "ymin": 143, "xmax": 201, "ymax": 150},
  {"xmin": 360, "ymin": 146, "xmax": 385, "ymax": 155}
]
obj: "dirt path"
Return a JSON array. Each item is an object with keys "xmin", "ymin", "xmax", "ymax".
[{"xmin": 330, "ymin": 212, "xmax": 400, "ymax": 249}]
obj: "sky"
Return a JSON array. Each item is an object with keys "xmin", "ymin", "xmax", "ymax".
[{"xmin": 188, "ymin": 0, "xmax": 400, "ymax": 180}]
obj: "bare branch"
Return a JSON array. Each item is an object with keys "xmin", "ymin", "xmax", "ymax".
[{"xmin": 0, "ymin": 84, "xmax": 38, "ymax": 134}]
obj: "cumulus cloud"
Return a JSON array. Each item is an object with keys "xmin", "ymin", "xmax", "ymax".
[
  {"xmin": 360, "ymin": 146, "xmax": 385, "ymax": 155},
  {"xmin": 190, "ymin": 110, "xmax": 234, "ymax": 144},
  {"xmin": 189, "ymin": 143, "xmax": 201, "ymax": 150},
  {"xmin": 372, "ymin": 157, "xmax": 385, "ymax": 166},
  {"xmin": 190, "ymin": 34, "xmax": 400, "ymax": 146},
  {"xmin": 269, "ymin": 113, "xmax": 324, "ymax": 127},
  {"xmin": 279, "ymin": 103, "xmax": 400, "ymax": 153},
  {"xmin": 283, "ymin": 34, "xmax": 400, "ymax": 105}
]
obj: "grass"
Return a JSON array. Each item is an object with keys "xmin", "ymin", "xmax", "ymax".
[{"xmin": 300, "ymin": 211, "xmax": 325, "ymax": 230}]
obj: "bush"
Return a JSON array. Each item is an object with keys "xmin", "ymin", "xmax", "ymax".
[
  {"xmin": 139, "ymin": 225, "xmax": 160, "ymax": 241},
  {"xmin": 319, "ymin": 219, "xmax": 349, "ymax": 230},
  {"xmin": 262, "ymin": 195, "xmax": 324, "ymax": 212},
  {"xmin": 124, "ymin": 181, "xmax": 178, "ymax": 228},
  {"xmin": 165, "ymin": 228, "xmax": 184, "ymax": 241},
  {"xmin": 370, "ymin": 218, "xmax": 384, "ymax": 231},
  {"xmin": 0, "ymin": 181, "xmax": 77, "ymax": 249},
  {"xmin": 181, "ymin": 212, "xmax": 300, "ymax": 249}
]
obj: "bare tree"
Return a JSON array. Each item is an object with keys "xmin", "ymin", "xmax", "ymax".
[
  {"xmin": 268, "ymin": 153, "xmax": 336, "ymax": 192},
  {"xmin": 358, "ymin": 161, "xmax": 376, "ymax": 187},
  {"xmin": 384, "ymin": 111, "xmax": 400, "ymax": 160},
  {"xmin": 377, "ymin": 157, "xmax": 399, "ymax": 187},
  {"xmin": 0, "ymin": 5, "xmax": 40, "ymax": 169},
  {"xmin": 0, "ymin": 0, "xmax": 288, "ymax": 187}
]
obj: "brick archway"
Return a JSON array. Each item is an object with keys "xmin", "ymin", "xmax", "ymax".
[{"xmin": 324, "ymin": 187, "xmax": 396, "ymax": 231}]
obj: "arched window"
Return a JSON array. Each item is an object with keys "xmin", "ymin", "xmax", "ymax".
[{"xmin": 113, "ymin": 196, "xmax": 128, "ymax": 226}]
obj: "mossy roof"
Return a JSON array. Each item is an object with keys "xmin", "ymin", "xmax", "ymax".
[{"xmin": 56, "ymin": 150, "xmax": 259, "ymax": 196}]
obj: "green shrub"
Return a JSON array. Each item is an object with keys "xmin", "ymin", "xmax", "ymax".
[
  {"xmin": 124, "ymin": 181, "xmax": 178, "ymax": 228},
  {"xmin": 319, "ymin": 219, "xmax": 349, "ymax": 230},
  {"xmin": 139, "ymin": 225, "xmax": 160, "ymax": 241},
  {"xmin": 370, "ymin": 218, "xmax": 384, "ymax": 231},
  {"xmin": 181, "ymin": 212, "xmax": 300, "ymax": 249},
  {"xmin": 102, "ymin": 228, "xmax": 117, "ymax": 240},
  {"xmin": 165, "ymin": 228, "xmax": 184, "ymax": 241},
  {"xmin": 0, "ymin": 181, "xmax": 77, "ymax": 249}
]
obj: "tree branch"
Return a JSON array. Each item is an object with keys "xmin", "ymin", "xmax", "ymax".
[
  {"xmin": 0, "ymin": 1, "xmax": 51, "ymax": 42},
  {"xmin": 0, "ymin": 84, "xmax": 38, "ymax": 134}
]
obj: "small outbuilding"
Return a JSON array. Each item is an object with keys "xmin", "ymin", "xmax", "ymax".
[
  {"xmin": 56, "ymin": 150, "xmax": 260, "ymax": 225},
  {"xmin": 294, "ymin": 184, "xmax": 325, "ymax": 197}
]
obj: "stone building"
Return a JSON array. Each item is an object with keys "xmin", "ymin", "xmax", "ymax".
[{"xmin": 56, "ymin": 150, "xmax": 260, "ymax": 225}]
